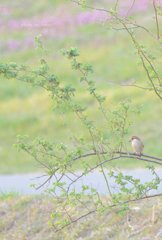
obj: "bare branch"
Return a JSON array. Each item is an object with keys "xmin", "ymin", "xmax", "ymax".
[
  {"xmin": 34, "ymin": 149, "xmax": 162, "ymax": 191},
  {"xmin": 121, "ymin": 82, "xmax": 162, "ymax": 93},
  {"xmin": 71, "ymin": 0, "xmax": 111, "ymax": 14},
  {"xmin": 54, "ymin": 192, "xmax": 162, "ymax": 232},
  {"xmin": 120, "ymin": 22, "xmax": 162, "ymax": 97},
  {"xmin": 115, "ymin": 151, "xmax": 162, "ymax": 162},
  {"xmin": 153, "ymin": 0, "xmax": 160, "ymax": 40},
  {"xmin": 126, "ymin": 0, "xmax": 136, "ymax": 16},
  {"xmin": 73, "ymin": 150, "xmax": 107, "ymax": 161},
  {"xmin": 72, "ymin": 0, "xmax": 162, "ymax": 97},
  {"xmin": 35, "ymin": 174, "xmax": 53, "ymax": 190},
  {"xmin": 74, "ymin": 150, "xmax": 162, "ymax": 163},
  {"xmin": 114, "ymin": 0, "xmax": 120, "ymax": 12},
  {"xmin": 54, "ymin": 209, "xmax": 96, "ymax": 232}
]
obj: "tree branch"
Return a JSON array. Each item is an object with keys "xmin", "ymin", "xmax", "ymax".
[
  {"xmin": 153, "ymin": 0, "xmax": 160, "ymax": 40},
  {"xmin": 54, "ymin": 192, "xmax": 162, "ymax": 232}
]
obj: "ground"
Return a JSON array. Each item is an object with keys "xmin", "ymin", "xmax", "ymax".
[{"xmin": 0, "ymin": 194, "xmax": 162, "ymax": 240}]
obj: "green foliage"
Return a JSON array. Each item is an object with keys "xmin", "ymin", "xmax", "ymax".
[
  {"xmin": 1, "ymin": 0, "xmax": 162, "ymax": 232},
  {"xmin": 12, "ymin": 45, "xmax": 161, "ymax": 230}
]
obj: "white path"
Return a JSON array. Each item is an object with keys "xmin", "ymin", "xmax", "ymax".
[{"xmin": 0, "ymin": 169, "xmax": 161, "ymax": 195}]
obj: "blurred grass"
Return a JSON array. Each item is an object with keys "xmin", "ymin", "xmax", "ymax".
[{"xmin": 0, "ymin": 0, "xmax": 162, "ymax": 173}]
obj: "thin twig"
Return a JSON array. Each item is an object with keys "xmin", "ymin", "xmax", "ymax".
[
  {"xmin": 121, "ymin": 83, "xmax": 162, "ymax": 93},
  {"xmin": 114, "ymin": 0, "xmax": 119, "ymax": 12},
  {"xmin": 126, "ymin": 0, "xmax": 136, "ymax": 15},
  {"xmin": 115, "ymin": 151, "xmax": 162, "ymax": 162},
  {"xmin": 153, "ymin": 0, "xmax": 160, "ymax": 40}
]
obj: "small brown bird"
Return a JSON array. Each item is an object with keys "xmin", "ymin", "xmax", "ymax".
[{"xmin": 130, "ymin": 136, "xmax": 144, "ymax": 155}]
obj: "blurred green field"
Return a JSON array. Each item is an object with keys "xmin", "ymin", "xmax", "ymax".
[{"xmin": 0, "ymin": 0, "xmax": 162, "ymax": 173}]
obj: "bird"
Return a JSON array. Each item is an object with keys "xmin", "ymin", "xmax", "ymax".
[{"xmin": 129, "ymin": 136, "xmax": 144, "ymax": 156}]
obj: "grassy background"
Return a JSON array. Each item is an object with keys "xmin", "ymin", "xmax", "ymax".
[{"xmin": 0, "ymin": 0, "xmax": 162, "ymax": 173}]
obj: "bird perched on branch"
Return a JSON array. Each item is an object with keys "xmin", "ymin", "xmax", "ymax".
[{"xmin": 130, "ymin": 136, "xmax": 144, "ymax": 156}]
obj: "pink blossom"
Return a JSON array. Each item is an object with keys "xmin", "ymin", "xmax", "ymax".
[
  {"xmin": 0, "ymin": 6, "xmax": 11, "ymax": 15},
  {"xmin": 77, "ymin": 11, "xmax": 108, "ymax": 25},
  {"xmin": 7, "ymin": 40, "xmax": 21, "ymax": 50}
]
